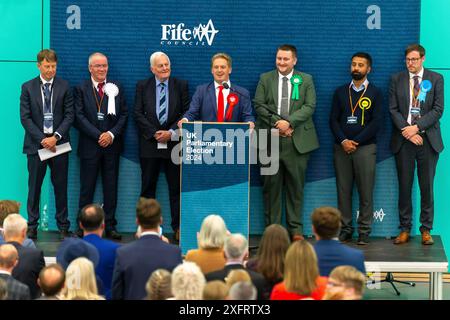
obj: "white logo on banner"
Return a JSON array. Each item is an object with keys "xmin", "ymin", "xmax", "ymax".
[
  {"xmin": 161, "ymin": 19, "xmax": 219, "ymax": 46},
  {"xmin": 356, "ymin": 208, "xmax": 386, "ymax": 223}
]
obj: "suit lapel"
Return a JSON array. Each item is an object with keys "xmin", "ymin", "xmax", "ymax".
[
  {"xmin": 52, "ymin": 77, "xmax": 61, "ymax": 115},
  {"xmin": 422, "ymin": 69, "xmax": 431, "ymax": 111},
  {"xmin": 402, "ymin": 71, "xmax": 411, "ymax": 115},
  {"xmin": 33, "ymin": 77, "xmax": 44, "ymax": 118},
  {"xmin": 85, "ymin": 80, "xmax": 98, "ymax": 118},
  {"xmin": 148, "ymin": 77, "xmax": 158, "ymax": 121},
  {"xmin": 208, "ymin": 82, "xmax": 218, "ymax": 118},
  {"xmin": 271, "ymin": 71, "xmax": 278, "ymax": 112}
]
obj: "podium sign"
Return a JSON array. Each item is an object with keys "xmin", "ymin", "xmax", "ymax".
[{"xmin": 180, "ymin": 122, "xmax": 250, "ymax": 254}]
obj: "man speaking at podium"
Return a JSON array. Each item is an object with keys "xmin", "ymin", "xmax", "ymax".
[{"xmin": 178, "ymin": 53, "xmax": 255, "ymax": 127}]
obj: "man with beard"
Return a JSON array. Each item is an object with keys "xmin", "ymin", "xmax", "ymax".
[{"xmin": 329, "ymin": 52, "xmax": 382, "ymax": 245}]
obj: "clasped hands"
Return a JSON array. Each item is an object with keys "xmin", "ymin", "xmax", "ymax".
[
  {"xmin": 41, "ymin": 136, "xmax": 57, "ymax": 153},
  {"xmin": 402, "ymin": 125, "xmax": 423, "ymax": 146},
  {"xmin": 274, "ymin": 120, "xmax": 293, "ymax": 137},
  {"xmin": 98, "ymin": 132, "xmax": 113, "ymax": 148}
]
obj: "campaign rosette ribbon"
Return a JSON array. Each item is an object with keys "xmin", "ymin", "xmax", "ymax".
[
  {"xmin": 225, "ymin": 93, "xmax": 239, "ymax": 121},
  {"xmin": 418, "ymin": 80, "xmax": 432, "ymax": 102},
  {"xmin": 104, "ymin": 82, "xmax": 119, "ymax": 115},
  {"xmin": 290, "ymin": 75, "xmax": 303, "ymax": 100},
  {"xmin": 358, "ymin": 97, "xmax": 372, "ymax": 126}
]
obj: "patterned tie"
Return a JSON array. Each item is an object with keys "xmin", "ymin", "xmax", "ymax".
[
  {"xmin": 158, "ymin": 83, "xmax": 167, "ymax": 124},
  {"xmin": 217, "ymin": 85, "xmax": 224, "ymax": 122},
  {"xmin": 43, "ymin": 83, "xmax": 52, "ymax": 130},
  {"xmin": 411, "ymin": 75, "xmax": 421, "ymax": 124},
  {"xmin": 98, "ymin": 82, "xmax": 104, "ymax": 98},
  {"xmin": 280, "ymin": 77, "xmax": 289, "ymax": 118}
]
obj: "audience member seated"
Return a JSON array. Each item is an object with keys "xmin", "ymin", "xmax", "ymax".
[
  {"xmin": 112, "ymin": 198, "xmax": 182, "ymax": 300},
  {"xmin": 0, "ymin": 200, "xmax": 35, "ymax": 248},
  {"xmin": 0, "ymin": 277, "xmax": 7, "ymax": 300},
  {"xmin": 62, "ymin": 257, "xmax": 105, "ymax": 300},
  {"xmin": 3, "ymin": 214, "xmax": 45, "ymax": 299},
  {"xmin": 171, "ymin": 261, "xmax": 205, "ymax": 300},
  {"xmin": 203, "ymin": 280, "xmax": 228, "ymax": 300},
  {"xmin": 206, "ymin": 233, "xmax": 267, "ymax": 300},
  {"xmin": 228, "ymin": 281, "xmax": 257, "ymax": 300},
  {"xmin": 185, "ymin": 214, "xmax": 228, "ymax": 274},
  {"xmin": 145, "ymin": 269, "xmax": 173, "ymax": 300},
  {"xmin": 246, "ymin": 224, "xmax": 290, "ymax": 299},
  {"xmin": 323, "ymin": 265, "xmax": 366, "ymax": 300},
  {"xmin": 311, "ymin": 207, "xmax": 366, "ymax": 276},
  {"xmin": 270, "ymin": 240, "xmax": 327, "ymax": 300},
  {"xmin": 225, "ymin": 269, "xmax": 251, "ymax": 289},
  {"xmin": 0, "ymin": 244, "xmax": 30, "ymax": 300},
  {"xmin": 36, "ymin": 264, "xmax": 66, "ymax": 300},
  {"xmin": 79, "ymin": 204, "xmax": 120, "ymax": 300}
]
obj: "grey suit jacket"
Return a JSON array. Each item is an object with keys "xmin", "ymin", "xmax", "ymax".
[
  {"xmin": 389, "ymin": 68, "xmax": 444, "ymax": 154},
  {"xmin": 0, "ymin": 273, "xmax": 31, "ymax": 300}
]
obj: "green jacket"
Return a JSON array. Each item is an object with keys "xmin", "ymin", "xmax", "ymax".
[{"xmin": 253, "ymin": 69, "xmax": 319, "ymax": 154}]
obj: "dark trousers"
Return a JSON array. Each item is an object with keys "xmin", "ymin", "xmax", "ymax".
[
  {"xmin": 395, "ymin": 137, "xmax": 439, "ymax": 232},
  {"xmin": 140, "ymin": 157, "xmax": 180, "ymax": 231},
  {"xmin": 78, "ymin": 153, "xmax": 120, "ymax": 231},
  {"xmin": 334, "ymin": 143, "xmax": 376, "ymax": 236},
  {"xmin": 261, "ymin": 137, "xmax": 310, "ymax": 236},
  {"xmin": 26, "ymin": 153, "xmax": 70, "ymax": 231}
]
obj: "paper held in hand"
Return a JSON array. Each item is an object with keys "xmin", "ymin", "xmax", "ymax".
[{"xmin": 38, "ymin": 142, "xmax": 72, "ymax": 161}]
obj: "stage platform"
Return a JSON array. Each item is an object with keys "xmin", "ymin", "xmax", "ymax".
[{"xmin": 35, "ymin": 232, "xmax": 448, "ymax": 300}]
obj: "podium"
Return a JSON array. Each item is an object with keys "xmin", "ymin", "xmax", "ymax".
[{"xmin": 179, "ymin": 122, "xmax": 251, "ymax": 254}]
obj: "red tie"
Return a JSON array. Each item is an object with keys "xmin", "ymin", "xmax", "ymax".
[
  {"xmin": 98, "ymin": 82, "xmax": 104, "ymax": 98},
  {"xmin": 217, "ymin": 85, "xmax": 224, "ymax": 122}
]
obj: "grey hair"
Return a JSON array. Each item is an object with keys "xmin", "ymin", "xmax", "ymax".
[
  {"xmin": 3, "ymin": 214, "xmax": 27, "ymax": 238},
  {"xmin": 197, "ymin": 214, "xmax": 228, "ymax": 249},
  {"xmin": 171, "ymin": 262, "xmax": 205, "ymax": 300},
  {"xmin": 224, "ymin": 233, "xmax": 248, "ymax": 260},
  {"xmin": 150, "ymin": 51, "xmax": 171, "ymax": 67},
  {"xmin": 228, "ymin": 281, "xmax": 257, "ymax": 300},
  {"xmin": 88, "ymin": 52, "xmax": 107, "ymax": 66}
]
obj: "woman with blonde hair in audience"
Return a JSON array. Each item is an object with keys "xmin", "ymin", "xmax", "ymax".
[
  {"xmin": 171, "ymin": 262, "xmax": 205, "ymax": 300},
  {"xmin": 270, "ymin": 240, "xmax": 327, "ymax": 300},
  {"xmin": 225, "ymin": 269, "xmax": 252, "ymax": 289},
  {"xmin": 203, "ymin": 280, "xmax": 228, "ymax": 300},
  {"xmin": 323, "ymin": 265, "xmax": 366, "ymax": 300},
  {"xmin": 145, "ymin": 269, "xmax": 173, "ymax": 300},
  {"xmin": 62, "ymin": 257, "xmax": 105, "ymax": 300},
  {"xmin": 185, "ymin": 214, "xmax": 228, "ymax": 274},
  {"xmin": 246, "ymin": 224, "xmax": 290, "ymax": 299}
]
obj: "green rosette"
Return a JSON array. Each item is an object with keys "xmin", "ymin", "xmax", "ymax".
[{"xmin": 290, "ymin": 75, "xmax": 303, "ymax": 100}]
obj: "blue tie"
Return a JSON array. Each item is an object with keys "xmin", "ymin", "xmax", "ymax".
[
  {"xmin": 43, "ymin": 83, "xmax": 52, "ymax": 130},
  {"xmin": 158, "ymin": 83, "xmax": 167, "ymax": 125}
]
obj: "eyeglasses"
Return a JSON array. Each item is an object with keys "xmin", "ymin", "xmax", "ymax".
[
  {"xmin": 405, "ymin": 58, "xmax": 421, "ymax": 64},
  {"xmin": 92, "ymin": 64, "xmax": 108, "ymax": 69}
]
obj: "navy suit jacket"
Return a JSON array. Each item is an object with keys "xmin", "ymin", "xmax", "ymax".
[
  {"xmin": 74, "ymin": 79, "xmax": 128, "ymax": 159},
  {"xmin": 111, "ymin": 234, "xmax": 182, "ymax": 300},
  {"xmin": 134, "ymin": 76, "xmax": 189, "ymax": 158},
  {"xmin": 9, "ymin": 241, "xmax": 45, "ymax": 299},
  {"xmin": 83, "ymin": 234, "xmax": 120, "ymax": 300},
  {"xmin": 183, "ymin": 81, "xmax": 255, "ymax": 123},
  {"xmin": 20, "ymin": 76, "xmax": 74, "ymax": 155},
  {"xmin": 314, "ymin": 239, "xmax": 366, "ymax": 277}
]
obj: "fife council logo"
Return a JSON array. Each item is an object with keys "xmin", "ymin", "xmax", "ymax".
[{"xmin": 161, "ymin": 19, "xmax": 219, "ymax": 46}]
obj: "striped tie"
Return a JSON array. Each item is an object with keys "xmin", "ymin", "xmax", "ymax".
[
  {"xmin": 158, "ymin": 83, "xmax": 167, "ymax": 124},
  {"xmin": 43, "ymin": 83, "xmax": 52, "ymax": 130}
]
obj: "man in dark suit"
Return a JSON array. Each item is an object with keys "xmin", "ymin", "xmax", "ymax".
[
  {"xmin": 0, "ymin": 244, "xmax": 31, "ymax": 300},
  {"xmin": 20, "ymin": 49, "xmax": 74, "ymax": 241},
  {"xmin": 389, "ymin": 44, "xmax": 444, "ymax": 245},
  {"xmin": 80, "ymin": 203, "xmax": 120, "ymax": 300},
  {"xmin": 178, "ymin": 52, "xmax": 255, "ymax": 126},
  {"xmin": 74, "ymin": 52, "xmax": 128, "ymax": 240},
  {"xmin": 311, "ymin": 207, "xmax": 366, "ymax": 277},
  {"xmin": 3, "ymin": 214, "xmax": 45, "ymax": 299},
  {"xmin": 254, "ymin": 44, "xmax": 319, "ymax": 241},
  {"xmin": 329, "ymin": 52, "xmax": 383, "ymax": 245},
  {"xmin": 111, "ymin": 198, "xmax": 182, "ymax": 300},
  {"xmin": 134, "ymin": 52, "xmax": 189, "ymax": 241},
  {"xmin": 205, "ymin": 233, "xmax": 267, "ymax": 300}
]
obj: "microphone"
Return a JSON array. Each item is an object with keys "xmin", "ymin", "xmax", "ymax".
[{"xmin": 221, "ymin": 81, "xmax": 230, "ymax": 90}]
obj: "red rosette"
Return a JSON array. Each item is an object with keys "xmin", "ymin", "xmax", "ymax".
[{"xmin": 225, "ymin": 93, "xmax": 239, "ymax": 121}]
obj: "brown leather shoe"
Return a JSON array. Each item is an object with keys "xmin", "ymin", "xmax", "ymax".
[
  {"xmin": 393, "ymin": 231, "xmax": 410, "ymax": 244},
  {"xmin": 292, "ymin": 234, "xmax": 305, "ymax": 242},
  {"xmin": 421, "ymin": 230, "xmax": 434, "ymax": 245}
]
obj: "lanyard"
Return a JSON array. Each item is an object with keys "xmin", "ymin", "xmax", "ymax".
[
  {"xmin": 348, "ymin": 83, "xmax": 368, "ymax": 116},
  {"xmin": 92, "ymin": 85, "xmax": 105, "ymax": 113},
  {"xmin": 41, "ymin": 82, "xmax": 53, "ymax": 113}
]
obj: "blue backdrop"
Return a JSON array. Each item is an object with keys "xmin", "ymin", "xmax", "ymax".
[{"xmin": 48, "ymin": 0, "xmax": 420, "ymax": 236}]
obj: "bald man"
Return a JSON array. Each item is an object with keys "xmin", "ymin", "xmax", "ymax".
[
  {"xmin": 37, "ymin": 264, "xmax": 65, "ymax": 299},
  {"xmin": 0, "ymin": 244, "xmax": 30, "ymax": 300}
]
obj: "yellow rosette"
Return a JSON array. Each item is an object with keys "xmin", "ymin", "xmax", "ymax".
[{"xmin": 358, "ymin": 97, "xmax": 372, "ymax": 126}]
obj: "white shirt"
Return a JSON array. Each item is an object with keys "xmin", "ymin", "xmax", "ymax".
[
  {"xmin": 91, "ymin": 77, "xmax": 114, "ymax": 140},
  {"xmin": 407, "ymin": 68, "xmax": 424, "ymax": 125},
  {"xmin": 214, "ymin": 80, "xmax": 231, "ymax": 118},
  {"xmin": 277, "ymin": 71, "xmax": 293, "ymax": 115},
  {"xmin": 0, "ymin": 270, "xmax": 12, "ymax": 276},
  {"xmin": 40, "ymin": 75, "xmax": 54, "ymax": 134}
]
